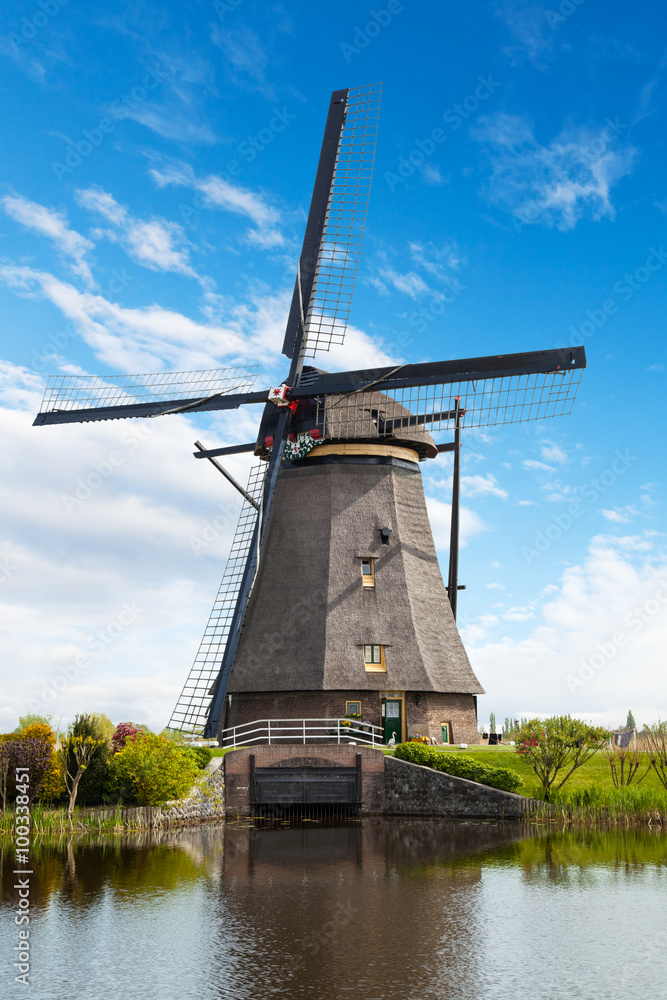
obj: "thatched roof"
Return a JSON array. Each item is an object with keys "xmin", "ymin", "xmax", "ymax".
[{"xmin": 228, "ymin": 455, "xmax": 484, "ymax": 696}]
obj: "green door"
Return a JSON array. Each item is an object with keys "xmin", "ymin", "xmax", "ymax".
[
  {"xmin": 441, "ymin": 723, "xmax": 450, "ymax": 744},
  {"xmin": 382, "ymin": 699, "xmax": 402, "ymax": 744}
]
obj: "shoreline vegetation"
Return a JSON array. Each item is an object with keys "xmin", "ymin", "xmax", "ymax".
[{"xmin": 1, "ymin": 747, "xmax": 666, "ymax": 835}]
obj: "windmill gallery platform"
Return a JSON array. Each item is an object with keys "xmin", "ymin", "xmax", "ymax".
[{"xmin": 221, "ymin": 745, "xmax": 529, "ymax": 819}]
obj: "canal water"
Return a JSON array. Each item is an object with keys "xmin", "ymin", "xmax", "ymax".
[{"xmin": 1, "ymin": 820, "xmax": 666, "ymax": 999}]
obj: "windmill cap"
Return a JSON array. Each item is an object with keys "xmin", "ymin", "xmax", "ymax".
[{"xmin": 254, "ymin": 367, "xmax": 439, "ymax": 460}]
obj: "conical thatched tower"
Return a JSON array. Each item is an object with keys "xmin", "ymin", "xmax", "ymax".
[{"xmin": 224, "ymin": 389, "xmax": 484, "ymax": 745}]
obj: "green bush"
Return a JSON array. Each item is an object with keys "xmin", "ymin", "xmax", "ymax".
[
  {"xmin": 109, "ymin": 732, "xmax": 202, "ymax": 806},
  {"xmin": 183, "ymin": 747, "xmax": 213, "ymax": 770},
  {"xmin": 394, "ymin": 743, "xmax": 523, "ymax": 794}
]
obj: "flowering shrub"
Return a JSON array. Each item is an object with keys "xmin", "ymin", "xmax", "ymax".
[
  {"xmin": 515, "ymin": 715, "xmax": 609, "ymax": 800},
  {"xmin": 111, "ymin": 723, "xmax": 140, "ymax": 754}
]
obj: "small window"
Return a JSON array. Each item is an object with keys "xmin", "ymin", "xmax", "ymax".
[
  {"xmin": 360, "ymin": 558, "xmax": 375, "ymax": 587},
  {"xmin": 363, "ymin": 644, "xmax": 386, "ymax": 672},
  {"xmin": 346, "ymin": 701, "xmax": 361, "ymax": 717}
]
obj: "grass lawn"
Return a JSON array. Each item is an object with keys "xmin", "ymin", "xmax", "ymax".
[{"xmin": 430, "ymin": 744, "xmax": 666, "ymax": 799}]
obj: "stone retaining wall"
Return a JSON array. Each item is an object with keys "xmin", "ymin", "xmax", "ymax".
[
  {"xmin": 83, "ymin": 761, "xmax": 226, "ymax": 829},
  {"xmin": 385, "ymin": 756, "xmax": 528, "ymax": 819}
]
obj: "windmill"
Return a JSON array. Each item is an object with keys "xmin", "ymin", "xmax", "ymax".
[{"xmin": 34, "ymin": 85, "xmax": 586, "ymax": 745}]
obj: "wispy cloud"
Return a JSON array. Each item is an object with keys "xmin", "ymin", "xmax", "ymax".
[
  {"xmin": 367, "ymin": 264, "xmax": 430, "ymax": 299},
  {"xmin": 522, "ymin": 458, "xmax": 557, "ymax": 473},
  {"xmin": 0, "ymin": 264, "xmax": 247, "ymax": 371},
  {"xmin": 635, "ymin": 49, "xmax": 667, "ymax": 123},
  {"xmin": 75, "ymin": 186, "xmax": 200, "ymax": 282},
  {"xmin": 473, "ymin": 113, "xmax": 637, "ymax": 230},
  {"xmin": 211, "ymin": 24, "xmax": 275, "ymax": 98},
  {"xmin": 149, "ymin": 161, "xmax": 283, "ymax": 249},
  {"xmin": 540, "ymin": 440, "xmax": 567, "ymax": 464},
  {"xmin": 493, "ymin": 0, "xmax": 554, "ymax": 68},
  {"xmin": 122, "ymin": 105, "xmax": 217, "ymax": 144},
  {"xmin": 1, "ymin": 194, "xmax": 95, "ymax": 286},
  {"xmin": 462, "ymin": 474, "xmax": 508, "ymax": 499},
  {"xmin": 601, "ymin": 507, "xmax": 636, "ymax": 524},
  {"xmin": 367, "ymin": 239, "xmax": 464, "ymax": 299}
]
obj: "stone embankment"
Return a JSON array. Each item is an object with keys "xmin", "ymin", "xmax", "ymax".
[
  {"xmin": 384, "ymin": 756, "xmax": 546, "ymax": 819},
  {"xmin": 84, "ymin": 759, "xmax": 226, "ymax": 829}
]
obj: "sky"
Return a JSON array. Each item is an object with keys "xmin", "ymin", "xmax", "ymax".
[{"xmin": 0, "ymin": 0, "xmax": 665, "ymax": 735}]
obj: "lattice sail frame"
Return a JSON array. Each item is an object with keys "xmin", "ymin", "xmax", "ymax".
[
  {"xmin": 168, "ymin": 462, "xmax": 266, "ymax": 735},
  {"xmin": 319, "ymin": 367, "xmax": 584, "ymax": 439},
  {"xmin": 303, "ymin": 83, "xmax": 381, "ymax": 357},
  {"xmin": 38, "ymin": 366, "xmax": 259, "ymax": 414}
]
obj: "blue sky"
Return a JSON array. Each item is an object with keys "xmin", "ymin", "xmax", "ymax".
[{"xmin": 0, "ymin": 0, "xmax": 665, "ymax": 733}]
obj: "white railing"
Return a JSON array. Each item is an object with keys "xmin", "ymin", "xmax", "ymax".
[{"xmin": 218, "ymin": 717, "xmax": 385, "ymax": 749}]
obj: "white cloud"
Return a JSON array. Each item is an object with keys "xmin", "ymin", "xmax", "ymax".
[
  {"xmin": 470, "ymin": 533, "xmax": 667, "ymax": 725},
  {"xmin": 0, "ymin": 264, "xmax": 267, "ymax": 372},
  {"xmin": 503, "ymin": 605, "xmax": 535, "ymax": 621},
  {"xmin": 493, "ymin": 0, "xmax": 555, "ymax": 68},
  {"xmin": 149, "ymin": 161, "xmax": 283, "ymax": 248},
  {"xmin": 540, "ymin": 440, "xmax": 567, "ymax": 463},
  {"xmin": 522, "ymin": 458, "xmax": 557, "ymax": 473},
  {"xmin": 122, "ymin": 105, "xmax": 217, "ymax": 145},
  {"xmin": 473, "ymin": 113, "xmax": 637, "ymax": 230},
  {"xmin": 425, "ymin": 496, "xmax": 489, "ymax": 550},
  {"xmin": 76, "ymin": 186, "xmax": 200, "ymax": 282},
  {"xmin": 601, "ymin": 507, "xmax": 635, "ymax": 524},
  {"xmin": 367, "ymin": 240, "xmax": 464, "ymax": 300},
  {"xmin": 367, "ymin": 265, "xmax": 430, "ymax": 299},
  {"xmin": 420, "ymin": 163, "xmax": 448, "ymax": 185},
  {"xmin": 461, "ymin": 474, "xmax": 508, "ymax": 499},
  {"xmin": 1, "ymin": 194, "xmax": 95, "ymax": 286},
  {"xmin": 409, "ymin": 239, "xmax": 464, "ymax": 278}
]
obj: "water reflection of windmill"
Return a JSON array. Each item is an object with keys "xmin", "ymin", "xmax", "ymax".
[{"xmin": 34, "ymin": 85, "xmax": 586, "ymax": 745}]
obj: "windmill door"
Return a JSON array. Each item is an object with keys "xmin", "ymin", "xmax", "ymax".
[{"xmin": 382, "ymin": 698, "xmax": 402, "ymax": 744}]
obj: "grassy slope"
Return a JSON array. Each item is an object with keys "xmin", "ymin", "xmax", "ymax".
[{"xmin": 430, "ymin": 745, "xmax": 665, "ymax": 799}]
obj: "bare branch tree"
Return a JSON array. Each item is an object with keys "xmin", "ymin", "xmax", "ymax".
[
  {"xmin": 603, "ymin": 742, "xmax": 651, "ymax": 788},
  {"xmin": 643, "ymin": 721, "xmax": 667, "ymax": 790}
]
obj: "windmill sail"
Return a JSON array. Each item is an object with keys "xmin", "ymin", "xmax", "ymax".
[
  {"xmin": 168, "ymin": 462, "xmax": 266, "ymax": 735},
  {"xmin": 283, "ymin": 84, "xmax": 381, "ymax": 361},
  {"xmin": 319, "ymin": 363, "xmax": 585, "ymax": 438},
  {"xmin": 303, "ymin": 83, "xmax": 381, "ymax": 356},
  {"xmin": 34, "ymin": 366, "xmax": 259, "ymax": 424}
]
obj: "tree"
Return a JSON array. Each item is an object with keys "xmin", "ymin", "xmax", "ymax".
[
  {"xmin": 109, "ymin": 732, "xmax": 201, "ymax": 806},
  {"xmin": 21, "ymin": 723, "xmax": 65, "ymax": 803},
  {"xmin": 604, "ymin": 742, "xmax": 650, "ymax": 788},
  {"xmin": 626, "ymin": 709, "xmax": 636, "ymax": 731},
  {"xmin": 14, "ymin": 713, "xmax": 53, "ymax": 733},
  {"xmin": 61, "ymin": 715, "xmax": 106, "ymax": 815},
  {"xmin": 9, "ymin": 737, "xmax": 54, "ymax": 805},
  {"xmin": 489, "ymin": 711, "xmax": 496, "ymax": 734},
  {"xmin": 0, "ymin": 735, "xmax": 14, "ymax": 813},
  {"xmin": 643, "ymin": 720, "xmax": 667, "ymax": 790},
  {"xmin": 515, "ymin": 715, "xmax": 609, "ymax": 800},
  {"xmin": 90, "ymin": 713, "xmax": 115, "ymax": 744}
]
